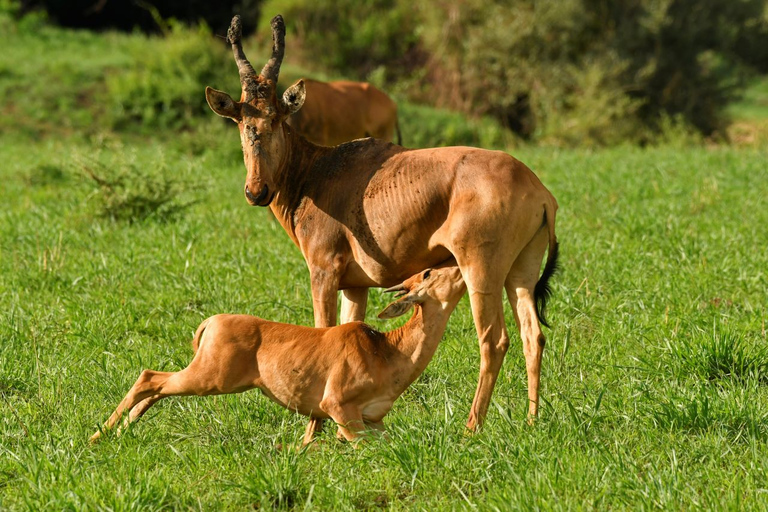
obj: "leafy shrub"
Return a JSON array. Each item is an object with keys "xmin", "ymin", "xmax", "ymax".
[
  {"xmin": 105, "ymin": 22, "xmax": 234, "ymax": 132},
  {"xmin": 80, "ymin": 159, "xmax": 194, "ymax": 223},
  {"xmin": 260, "ymin": 0, "xmax": 420, "ymax": 81},
  {"xmin": 267, "ymin": 0, "xmax": 768, "ymax": 145},
  {"xmin": 398, "ymin": 102, "xmax": 510, "ymax": 149}
]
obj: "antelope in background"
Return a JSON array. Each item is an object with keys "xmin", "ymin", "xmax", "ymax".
[
  {"xmin": 287, "ymin": 78, "xmax": 401, "ymax": 146},
  {"xmin": 204, "ymin": 15, "xmax": 559, "ymax": 436},
  {"xmin": 90, "ymin": 266, "xmax": 466, "ymax": 445}
]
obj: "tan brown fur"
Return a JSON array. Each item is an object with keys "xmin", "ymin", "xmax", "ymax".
[
  {"xmin": 89, "ymin": 266, "xmax": 466, "ymax": 445},
  {"xmin": 205, "ymin": 15, "xmax": 559, "ymax": 431},
  {"xmin": 286, "ymin": 79, "xmax": 400, "ymax": 146}
]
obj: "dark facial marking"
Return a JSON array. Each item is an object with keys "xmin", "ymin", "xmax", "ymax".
[{"xmin": 245, "ymin": 125, "xmax": 259, "ymax": 146}]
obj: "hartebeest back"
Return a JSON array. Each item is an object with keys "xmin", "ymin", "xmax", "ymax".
[
  {"xmin": 287, "ymin": 79, "xmax": 401, "ymax": 146},
  {"xmin": 90, "ymin": 266, "xmax": 466, "ymax": 445},
  {"xmin": 205, "ymin": 15, "xmax": 559, "ymax": 431}
]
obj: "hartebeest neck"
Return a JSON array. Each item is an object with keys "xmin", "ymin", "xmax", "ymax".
[{"xmin": 267, "ymin": 123, "xmax": 333, "ymax": 243}]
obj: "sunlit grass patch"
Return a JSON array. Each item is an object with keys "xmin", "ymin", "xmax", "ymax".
[
  {"xmin": 655, "ymin": 325, "xmax": 768, "ymax": 384},
  {"xmin": 652, "ymin": 386, "xmax": 768, "ymax": 441}
]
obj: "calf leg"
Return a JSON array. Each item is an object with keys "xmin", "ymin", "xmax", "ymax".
[
  {"xmin": 90, "ymin": 366, "xmax": 224, "ymax": 443},
  {"xmin": 302, "ymin": 417, "xmax": 324, "ymax": 446},
  {"xmin": 91, "ymin": 370, "xmax": 177, "ymax": 443},
  {"xmin": 319, "ymin": 397, "xmax": 365, "ymax": 443},
  {"xmin": 117, "ymin": 395, "xmax": 163, "ymax": 434}
]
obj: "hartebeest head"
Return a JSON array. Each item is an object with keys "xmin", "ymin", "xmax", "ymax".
[{"xmin": 205, "ymin": 15, "xmax": 306, "ymax": 206}]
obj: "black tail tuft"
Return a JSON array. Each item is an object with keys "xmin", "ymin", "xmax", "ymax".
[{"xmin": 534, "ymin": 240, "xmax": 559, "ymax": 328}]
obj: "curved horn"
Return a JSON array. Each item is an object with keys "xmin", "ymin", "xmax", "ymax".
[
  {"xmin": 260, "ymin": 15, "xmax": 286, "ymax": 84},
  {"xmin": 227, "ymin": 15, "xmax": 257, "ymax": 87}
]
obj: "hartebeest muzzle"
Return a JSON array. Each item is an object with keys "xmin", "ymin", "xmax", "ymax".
[{"xmin": 245, "ymin": 183, "xmax": 273, "ymax": 207}]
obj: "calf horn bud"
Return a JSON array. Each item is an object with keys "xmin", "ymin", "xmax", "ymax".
[
  {"xmin": 228, "ymin": 15, "xmax": 257, "ymax": 88},
  {"xmin": 260, "ymin": 15, "xmax": 286, "ymax": 84},
  {"xmin": 384, "ymin": 283, "xmax": 408, "ymax": 297}
]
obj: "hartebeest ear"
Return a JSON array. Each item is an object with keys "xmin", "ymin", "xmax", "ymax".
[
  {"xmin": 378, "ymin": 296, "xmax": 417, "ymax": 319},
  {"xmin": 281, "ymin": 79, "xmax": 306, "ymax": 116},
  {"xmin": 205, "ymin": 87, "xmax": 240, "ymax": 121}
]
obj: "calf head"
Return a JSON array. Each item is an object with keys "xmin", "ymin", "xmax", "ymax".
[
  {"xmin": 205, "ymin": 15, "xmax": 306, "ymax": 206},
  {"xmin": 378, "ymin": 266, "xmax": 465, "ymax": 319}
]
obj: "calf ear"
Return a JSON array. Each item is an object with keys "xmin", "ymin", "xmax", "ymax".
[
  {"xmin": 378, "ymin": 296, "xmax": 416, "ymax": 319},
  {"xmin": 205, "ymin": 87, "xmax": 240, "ymax": 121},
  {"xmin": 281, "ymin": 79, "xmax": 306, "ymax": 116}
]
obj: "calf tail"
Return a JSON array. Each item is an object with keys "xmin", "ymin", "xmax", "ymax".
[
  {"xmin": 395, "ymin": 117, "xmax": 402, "ymax": 146},
  {"xmin": 534, "ymin": 200, "xmax": 559, "ymax": 328},
  {"xmin": 190, "ymin": 318, "xmax": 211, "ymax": 353}
]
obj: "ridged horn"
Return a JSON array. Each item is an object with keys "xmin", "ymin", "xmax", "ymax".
[
  {"xmin": 227, "ymin": 15, "xmax": 257, "ymax": 88},
  {"xmin": 260, "ymin": 15, "xmax": 285, "ymax": 84}
]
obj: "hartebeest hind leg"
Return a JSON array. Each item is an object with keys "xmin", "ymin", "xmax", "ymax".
[{"xmin": 506, "ymin": 227, "xmax": 550, "ymax": 419}]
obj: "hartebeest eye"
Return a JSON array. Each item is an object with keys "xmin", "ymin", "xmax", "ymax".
[{"xmin": 423, "ymin": 269, "xmax": 432, "ymax": 280}]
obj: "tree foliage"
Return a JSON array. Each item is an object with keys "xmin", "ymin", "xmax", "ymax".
[{"xmin": 266, "ymin": 0, "xmax": 768, "ymax": 144}]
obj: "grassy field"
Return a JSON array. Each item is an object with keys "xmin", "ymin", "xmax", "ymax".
[{"xmin": 2, "ymin": 16, "xmax": 768, "ymax": 511}]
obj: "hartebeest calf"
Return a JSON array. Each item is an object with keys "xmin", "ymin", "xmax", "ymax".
[
  {"xmin": 89, "ymin": 266, "xmax": 466, "ymax": 445},
  {"xmin": 205, "ymin": 15, "xmax": 559, "ymax": 437},
  {"xmin": 287, "ymin": 79, "xmax": 401, "ymax": 146}
]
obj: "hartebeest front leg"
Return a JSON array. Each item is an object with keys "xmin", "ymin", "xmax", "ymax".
[
  {"xmin": 340, "ymin": 288, "xmax": 368, "ymax": 323},
  {"xmin": 309, "ymin": 266, "xmax": 340, "ymax": 327},
  {"xmin": 305, "ymin": 266, "xmax": 342, "ymax": 441}
]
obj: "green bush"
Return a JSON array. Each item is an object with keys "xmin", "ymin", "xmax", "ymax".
[
  {"xmin": 398, "ymin": 103, "xmax": 510, "ymax": 149},
  {"xmin": 105, "ymin": 22, "xmax": 235, "ymax": 132},
  {"xmin": 266, "ymin": 0, "xmax": 768, "ymax": 145},
  {"xmin": 79, "ymin": 158, "xmax": 195, "ymax": 223},
  {"xmin": 260, "ymin": 0, "xmax": 420, "ymax": 81}
]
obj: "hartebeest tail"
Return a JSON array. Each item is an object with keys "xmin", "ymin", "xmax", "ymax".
[
  {"xmin": 534, "ymin": 201, "xmax": 559, "ymax": 328},
  {"xmin": 190, "ymin": 318, "xmax": 210, "ymax": 353}
]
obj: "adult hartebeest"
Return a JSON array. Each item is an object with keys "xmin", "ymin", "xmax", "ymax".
[
  {"xmin": 287, "ymin": 79, "xmax": 401, "ymax": 146},
  {"xmin": 205, "ymin": 15, "xmax": 559, "ymax": 435},
  {"xmin": 90, "ymin": 265, "xmax": 466, "ymax": 446}
]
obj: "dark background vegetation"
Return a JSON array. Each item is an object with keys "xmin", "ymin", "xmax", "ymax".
[{"xmin": 15, "ymin": 0, "xmax": 768, "ymax": 146}]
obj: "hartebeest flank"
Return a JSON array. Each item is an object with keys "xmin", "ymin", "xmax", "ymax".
[
  {"xmin": 287, "ymin": 79, "xmax": 401, "ymax": 146},
  {"xmin": 89, "ymin": 266, "xmax": 466, "ymax": 445},
  {"xmin": 205, "ymin": 15, "xmax": 559, "ymax": 434}
]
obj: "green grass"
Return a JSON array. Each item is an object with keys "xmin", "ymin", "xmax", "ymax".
[{"xmin": 2, "ymin": 16, "xmax": 768, "ymax": 511}]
